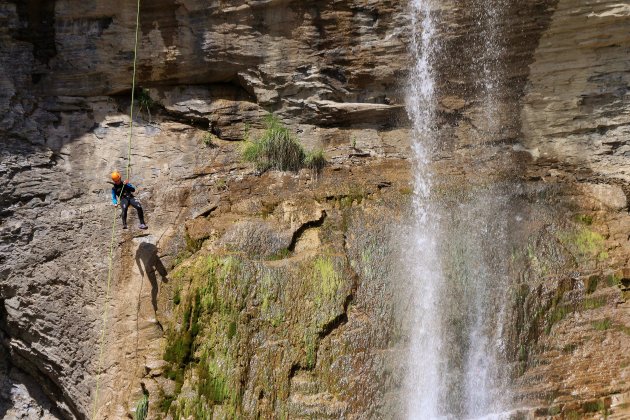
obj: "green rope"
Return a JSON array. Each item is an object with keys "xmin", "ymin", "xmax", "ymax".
[{"xmin": 91, "ymin": 0, "xmax": 142, "ymax": 418}]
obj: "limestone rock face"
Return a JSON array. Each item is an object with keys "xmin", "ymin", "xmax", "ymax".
[
  {"xmin": 522, "ymin": 0, "xmax": 630, "ymax": 182},
  {"xmin": 0, "ymin": 0, "xmax": 629, "ymax": 419}
]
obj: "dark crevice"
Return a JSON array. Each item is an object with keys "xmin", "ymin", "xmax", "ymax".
[
  {"xmin": 318, "ymin": 292, "xmax": 353, "ymax": 341},
  {"xmin": 287, "ymin": 210, "xmax": 327, "ymax": 252},
  {"xmin": 160, "ymin": 108, "xmax": 211, "ymax": 131}
]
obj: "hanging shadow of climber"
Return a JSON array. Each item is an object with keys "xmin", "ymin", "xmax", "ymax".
[{"xmin": 135, "ymin": 242, "xmax": 168, "ymax": 313}]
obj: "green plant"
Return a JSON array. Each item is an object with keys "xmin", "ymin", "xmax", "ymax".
[
  {"xmin": 582, "ymin": 296, "xmax": 606, "ymax": 310},
  {"xmin": 185, "ymin": 233, "xmax": 203, "ymax": 254},
  {"xmin": 136, "ymin": 88, "xmax": 155, "ymax": 123},
  {"xmin": 242, "ymin": 114, "xmax": 305, "ymax": 172},
  {"xmin": 546, "ymin": 305, "xmax": 571, "ymax": 334},
  {"xmin": 267, "ymin": 248, "xmax": 291, "ymax": 261},
  {"xmin": 304, "ymin": 334, "xmax": 317, "ymax": 369},
  {"xmin": 575, "ymin": 214, "xmax": 594, "ymax": 225},
  {"xmin": 215, "ymin": 178, "xmax": 227, "ymax": 191},
  {"xmin": 558, "ymin": 228, "xmax": 607, "ymax": 262},
  {"xmin": 202, "ymin": 132, "xmax": 217, "ymax": 148},
  {"xmin": 548, "ymin": 405, "xmax": 561, "ymax": 416},
  {"xmin": 592, "ymin": 318, "xmax": 612, "ymax": 331},
  {"xmin": 134, "ymin": 393, "xmax": 149, "ymax": 420},
  {"xmin": 173, "ymin": 286, "xmax": 182, "ymax": 305},
  {"xmin": 173, "ymin": 250, "xmax": 192, "ymax": 268},
  {"xmin": 242, "ymin": 114, "xmax": 326, "ymax": 175},
  {"xmin": 305, "ymin": 149, "xmax": 326, "ymax": 176}
]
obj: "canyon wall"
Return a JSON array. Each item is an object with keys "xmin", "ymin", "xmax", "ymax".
[{"xmin": 0, "ymin": 0, "xmax": 629, "ymax": 418}]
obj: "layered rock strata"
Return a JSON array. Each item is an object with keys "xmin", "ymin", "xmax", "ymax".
[{"xmin": 0, "ymin": 0, "xmax": 629, "ymax": 419}]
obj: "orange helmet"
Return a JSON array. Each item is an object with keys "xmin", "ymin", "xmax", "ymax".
[{"xmin": 111, "ymin": 171, "xmax": 122, "ymax": 182}]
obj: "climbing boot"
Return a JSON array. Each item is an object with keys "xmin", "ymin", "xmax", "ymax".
[
  {"xmin": 122, "ymin": 223, "xmax": 128, "ymax": 230},
  {"xmin": 139, "ymin": 223, "xmax": 148, "ymax": 230}
]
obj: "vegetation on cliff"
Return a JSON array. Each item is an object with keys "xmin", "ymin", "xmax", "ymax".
[{"xmin": 243, "ymin": 114, "xmax": 325, "ymax": 175}]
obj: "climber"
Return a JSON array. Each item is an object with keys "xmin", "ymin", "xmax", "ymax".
[{"xmin": 110, "ymin": 171, "xmax": 148, "ymax": 230}]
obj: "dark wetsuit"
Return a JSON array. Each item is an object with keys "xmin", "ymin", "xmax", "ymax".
[{"xmin": 111, "ymin": 182, "xmax": 145, "ymax": 226}]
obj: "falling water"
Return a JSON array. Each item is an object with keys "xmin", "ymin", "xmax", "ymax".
[
  {"xmin": 404, "ymin": 0, "xmax": 511, "ymax": 418},
  {"xmin": 404, "ymin": 0, "xmax": 444, "ymax": 417}
]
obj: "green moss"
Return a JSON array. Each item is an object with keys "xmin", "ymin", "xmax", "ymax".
[
  {"xmin": 185, "ymin": 232, "xmax": 203, "ymax": 254},
  {"xmin": 558, "ymin": 228, "xmax": 607, "ymax": 262},
  {"xmin": 548, "ymin": 405, "xmax": 561, "ymax": 416},
  {"xmin": 585, "ymin": 275, "xmax": 599, "ymax": 294},
  {"xmin": 312, "ymin": 257, "xmax": 342, "ymax": 303},
  {"xmin": 518, "ymin": 345, "xmax": 528, "ymax": 362},
  {"xmin": 267, "ymin": 248, "xmax": 292, "ymax": 261},
  {"xmin": 160, "ymin": 255, "xmax": 247, "ymax": 416},
  {"xmin": 227, "ymin": 321, "xmax": 237, "ymax": 339},
  {"xmin": 304, "ymin": 334, "xmax": 317, "ymax": 369},
  {"xmin": 399, "ymin": 186, "xmax": 413, "ymax": 195},
  {"xmin": 196, "ymin": 358, "xmax": 230, "ymax": 404},
  {"xmin": 574, "ymin": 214, "xmax": 594, "ymax": 225},
  {"xmin": 582, "ymin": 400, "xmax": 605, "ymax": 413},
  {"xmin": 339, "ymin": 186, "xmax": 367, "ymax": 208}
]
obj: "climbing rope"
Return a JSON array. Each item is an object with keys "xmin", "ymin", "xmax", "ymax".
[{"xmin": 91, "ymin": 0, "xmax": 142, "ymax": 418}]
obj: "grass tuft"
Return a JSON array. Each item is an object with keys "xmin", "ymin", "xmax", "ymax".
[
  {"xmin": 305, "ymin": 149, "xmax": 326, "ymax": 176},
  {"xmin": 242, "ymin": 114, "xmax": 325, "ymax": 174},
  {"xmin": 134, "ymin": 393, "xmax": 149, "ymax": 420}
]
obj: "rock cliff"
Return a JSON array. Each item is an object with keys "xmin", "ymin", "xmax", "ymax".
[{"xmin": 0, "ymin": 0, "xmax": 629, "ymax": 419}]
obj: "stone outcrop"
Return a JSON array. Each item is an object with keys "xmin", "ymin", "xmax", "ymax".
[{"xmin": 0, "ymin": 0, "xmax": 629, "ymax": 419}]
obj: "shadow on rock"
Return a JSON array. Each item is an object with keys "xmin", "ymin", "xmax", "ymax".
[{"xmin": 135, "ymin": 242, "xmax": 168, "ymax": 313}]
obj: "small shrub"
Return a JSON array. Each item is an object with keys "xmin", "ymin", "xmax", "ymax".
[
  {"xmin": 242, "ymin": 114, "xmax": 326, "ymax": 175},
  {"xmin": 242, "ymin": 114, "xmax": 305, "ymax": 172}
]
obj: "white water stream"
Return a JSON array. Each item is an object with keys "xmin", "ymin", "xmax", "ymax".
[{"xmin": 404, "ymin": 1, "xmax": 511, "ymax": 418}]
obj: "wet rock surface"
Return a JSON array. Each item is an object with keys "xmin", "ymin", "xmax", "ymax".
[{"xmin": 0, "ymin": 0, "xmax": 629, "ymax": 419}]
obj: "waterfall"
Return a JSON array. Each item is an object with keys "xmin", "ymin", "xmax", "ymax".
[
  {"xmin": 404, "ymin": 1, "xmax": 511, "ymax": 418},
  {"xmin": 404, "ymin": 0, "xmax": 444, "ymax": 417}
]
